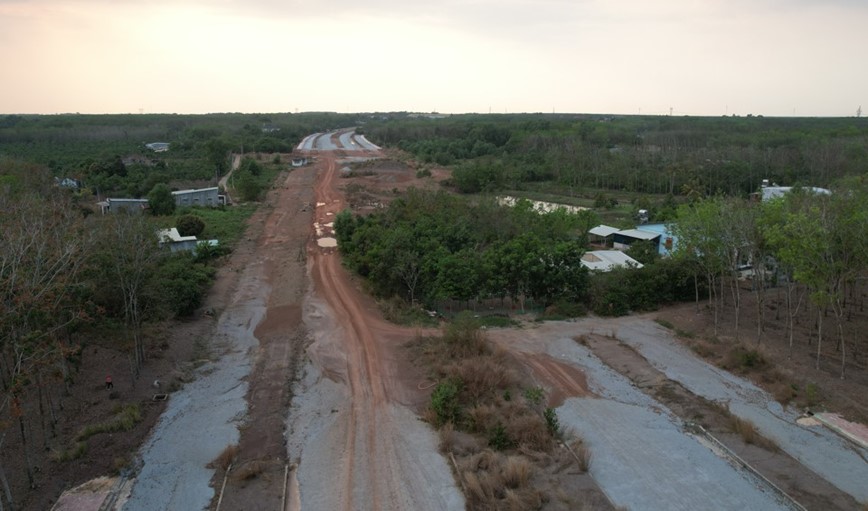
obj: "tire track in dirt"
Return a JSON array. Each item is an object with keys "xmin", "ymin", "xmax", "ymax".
[{"xmin": 296, "ymin": 145, "xmax": 462, "ymax": 511}]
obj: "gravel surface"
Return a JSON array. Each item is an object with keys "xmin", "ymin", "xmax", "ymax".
[
  {"xmin": 491, "ymin": 326, "xmax": 793, "ymax": 510},
  {"xmin": 550, "ymin": 337, "xmax": 789, "ymax": 510},
  {"xmin": 297, "ymin": 133, "xmax": 319, "ymax": 151},
  {"xmin": 121, "ymin": 280, "xmax": 267, "ymax": 510},
  {"xmin": 353, "ymin": 134, "xmax": 380, "ymax": 151},
  {"xmin": 314, "ymin": 132, "xmax": 337, "ymax": 150},
  {"xmin": 601, "ymin": 316, "xmax": 868, "ymax": 502},
  {"xmin": 338, "ymin": 131, "xmax": 358, "ymax": 150}
]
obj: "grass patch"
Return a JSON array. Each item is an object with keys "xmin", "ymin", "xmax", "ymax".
[
  {"xmin": 189, "ymin": 203, "xmax": 258, "ymax": 248},
  {"xmin": 476, "ymin": 315, "xmax": 517, "ymax": 328},
  {"xmin": 460, "ymin": 451, "xmax": 542, "ymax": 510},
  {"xmin": 721, "ymin": 345, "xmax": 768, "ymax": 373},
  {"xmin": 654, "ymin": 318, "xmax": 674, "ymax": 329},
  {"xmin": 538, "ymin": 300, "xmax": 587, "ymax": 321},
  {"xmin": 51, "ymin": 441, "xmax": 87, "ymax": 462},
  {"xmin": 75, "ymin": 404, "xmax": 142, "ymax": 442},
  {"xmin": 675, "ymin": 328, "xmax": 696, "ymax": 339},
  {"xmin": 380, "ymin": 297, "xmax": 439, "ymax": 327}
]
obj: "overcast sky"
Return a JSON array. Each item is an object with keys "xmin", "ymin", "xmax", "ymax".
[{"xmin": 1, "ymin": 0, "xmax": 866, "ymax": 116}]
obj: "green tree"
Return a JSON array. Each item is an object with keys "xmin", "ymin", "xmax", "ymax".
[
  {"xmin": 147, "ymin": 183, "xmax": 175, "ymax": 216},
  {"xmin": 673, "ymin": 198, "xmax": 728, "ymax": 334},
  {"xmin": 235, "ymin": 172, "xmax": 262, "ymax": 202},
  {"xmin": 176, "ymin": 214, "xmax": 205, "ymax": 237}
]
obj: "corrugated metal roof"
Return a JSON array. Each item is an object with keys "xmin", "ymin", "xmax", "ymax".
[
  {"xmin": 589, "ymin": 224, "xmax": 620, "ymax": 237},
  {"xmin": 581, "ymin": 250, "xmax": 644, "ymax": 272},
  {"xmin": 615, "ymin": 229, "xmax": 660, "ymax": 241}
]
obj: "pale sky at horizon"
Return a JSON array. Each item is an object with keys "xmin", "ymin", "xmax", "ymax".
[{"xmin": 1, "ymin": 0, "xmax": 866, "ymax": 117}]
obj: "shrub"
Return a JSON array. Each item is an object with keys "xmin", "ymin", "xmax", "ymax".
[
  {"xmin": 488, "ymin": 423, "xmax": 514, "ymax": 450},
  {"xmin": 544, "ymin": 408, "xmax": 560, "ymax": 437},
  {"xmin": 523, "ymin": 387, "xmax": 545, "ymax": 406},
  {"xmin": 176, "ymin": 214, "xmax": 205, "ymax": 237},
  {"xmin": 431, "ymin": 379, "xmax": 463, "ymax": 425}
]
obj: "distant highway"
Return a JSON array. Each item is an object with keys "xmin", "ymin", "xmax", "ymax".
[{"xmin": 296, "ymin": 129, "xmax": 381, "ymax": 152}]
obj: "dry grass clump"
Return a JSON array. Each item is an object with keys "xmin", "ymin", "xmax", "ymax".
[
  {"xmin": 731, "ymin": 415, "xmax": 758, "ymax": 443},
  {"xmin": 447, "ymin": 356, "xmax": 518, "ymax": 400},
  {"xmin": 466, "ymin": 404, "xmax": 498, "ymax": 433},
  {"xmin": 460, "ymin": 451, "xmax": 542, "ymax": 511},
  {"xmin": 501, "ymin": 456, "xmax": 532, "ymax": 488},
  {"xmin": 443, "ymin": 313, "xmax": 490, "ymax": 359},
  {"xmin": 572, "ymin": 441, "xmax": 592, "ymax": 473},
  {"xmin": 231, "ymin": 460, "xmax": 265, "ymax": 481},
  {"xmin": 729, "ymin": 416, "xmax": 779, "ymax": 452},
  {"xmin": 210, "ymin": 443, "xmax": 239, "ymax": 471},
  {"xmin": 439, "ymin": 422, "xmax": 458, "ymax": 453},
  {"xmin": 423, "ymin": 313, "xmax": 577, "ymax": 508},
  {"xmin": 504, "ymin": 413, "xmax": 552, "ymax": 452}
]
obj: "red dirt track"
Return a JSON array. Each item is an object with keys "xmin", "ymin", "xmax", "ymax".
[{"xmin": 296, "ymin": 134, "xmax": 458, "ymax": 510}]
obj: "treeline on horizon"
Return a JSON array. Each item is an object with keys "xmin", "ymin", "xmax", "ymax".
[
  {"xmin": 360, "ymin": 113, "xmax": 868, "ymax": 197},
  {"xmin": 0, "ymin": 112, "xmax": 360, "ymax": 198}
]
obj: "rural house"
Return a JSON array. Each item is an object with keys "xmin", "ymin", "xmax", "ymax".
[
  {"xmin": 98, "ymin": 198, "xmax": 149, "ymax": 215},
  {"xmin": 581, "ymin": 250, "xmax": 644, "ymax": 272},
  {"xmin": 172, "ymin": 187, "xmax": 223, "ymax": 207},
  {"xmin": 613, "ymin": 228, "xmax": 661, "ymax": 252},
  {"xmin": 588, "ymin": 224, "xmax": 620, "ymax": 248}
]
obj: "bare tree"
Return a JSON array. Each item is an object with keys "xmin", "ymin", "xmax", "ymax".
[{"xmin": 95, "ymin": 213, "xmax": 160, "ymax": 372}]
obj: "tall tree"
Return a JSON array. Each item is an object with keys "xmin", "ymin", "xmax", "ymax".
[
  {"xmin": 94, "ymin": 214, "xmax": 160, "ymax": 371},
  {"xmin": 0, "ymin": 190, "xmax": 89, "ymax": 504}
]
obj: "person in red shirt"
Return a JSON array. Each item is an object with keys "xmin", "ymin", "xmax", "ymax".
[{"xmin": 105, "ymin": 374, "xmax": 113, "ymax": 390}]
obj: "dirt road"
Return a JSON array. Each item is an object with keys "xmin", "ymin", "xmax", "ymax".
[{"xmin": 287, "ymin": 133, "xmax": 462, "ymax": 510}]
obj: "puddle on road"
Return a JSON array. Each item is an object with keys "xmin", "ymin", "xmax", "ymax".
[{"xmin": 317, "ymin": 237, "xmax": 337, "ymax": 248}]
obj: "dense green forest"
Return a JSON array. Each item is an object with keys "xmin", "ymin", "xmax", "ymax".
[
  {"xmin": 335, "ymin": 189, "xmax": 698, "ymax": 316},
  {"xmin": 0, "ymin": 112, "xmax": 357, "ymax": 197},
  {"xmin": 361, "ymin": 114, "xmax": 868, "ymax": 198}
]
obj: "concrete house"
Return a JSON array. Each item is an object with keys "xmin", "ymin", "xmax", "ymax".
[
  {"xmin": 158, "ymin": 228, "xmax": 220, "ymax": 254},
  {"xmin": 172, "ymin": 187, "xmax": 222, "ymax": 207},
  {"xmin": 158, "ymin": 228, "xmax": 199, "ymax": 253},
  {"xmin": 99, "ymin": 198, "xmax": 149, "ymax": 215}
]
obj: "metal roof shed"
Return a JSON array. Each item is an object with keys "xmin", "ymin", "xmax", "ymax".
[{"xmin": 613, "ymin": 229, "xmax": 660, "ymax": 251}]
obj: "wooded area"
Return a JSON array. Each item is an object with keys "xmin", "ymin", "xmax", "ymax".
[
  {"xmin": 0, "ymin": 112, "xmax": 359, "ymax": 510},
  {"xmin": 362, "ymin": 114, "xmax": 868, "ymax": 198}
]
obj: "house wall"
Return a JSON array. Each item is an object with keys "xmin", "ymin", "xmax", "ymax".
[
  {"xmin": 173, "ymin": 188, "xmax": 220, "ymax": 207},
  {"xmin": 107, "ymin": 199, "xmax": 148, "ymax": 214}
]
